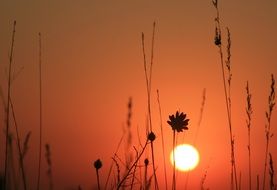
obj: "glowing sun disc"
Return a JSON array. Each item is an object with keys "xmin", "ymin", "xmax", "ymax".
[{"xmin": 170, "ymin": 144, "xmax": 200, "ymax": 172}]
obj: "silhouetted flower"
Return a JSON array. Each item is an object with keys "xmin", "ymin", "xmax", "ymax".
[
  {"xmin": 148, "ymin": 132, "xmax": 156, "ymax": 142},
  {"xmin": 167, "ymin": 111, "xmax": 189, "ymax": 132},
  {"xmin": 94, "ymin": 159, "xmax": 102, "ymax": 170}
]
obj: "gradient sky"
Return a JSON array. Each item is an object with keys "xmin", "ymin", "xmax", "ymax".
[{"xmin": 1, "ymin": 1, "xmax": 277, "ymax": 189}]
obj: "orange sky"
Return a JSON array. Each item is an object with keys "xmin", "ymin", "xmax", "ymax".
[{"xmin": 0, "ymin": 1, "xmax": 277, "ymax": 189}]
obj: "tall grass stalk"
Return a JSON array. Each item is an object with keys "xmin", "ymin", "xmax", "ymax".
[
  {"xmin": 262, "ymin": 74, "xmax": 275, "ymax": 190},
  {"xmin": 157, "ymin": 90, "xmax": 168, "ymax": 190},
  {"xmin": 212, "ymin": 1, "xmax": 238, "ymax": 189},
  {"xmin": 246, "ymin": 81, "xmax": 253, "ymax": 190},
  {"xmin": 4, "ymin": 20, "xmax": 16, "ymax": 190},
  {"xmin": 10, "ymin": 99, "xmax": 27, "ymax": 190},
  {"xmin": 36, "ymin": 32, "xmax": 43, "ymax": 190},
  {"xmin": 141, "ymin": 21, "xmax": 159, "ymax": 189}
]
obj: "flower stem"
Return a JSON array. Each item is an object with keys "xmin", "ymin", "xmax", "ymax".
[
  {"xmin": 172, "ymin": 130, "xmax": 176, "ymax": 190},
  {"xmin": 96, "ymin": 169, "xmax": 100, "ymax": 190}
]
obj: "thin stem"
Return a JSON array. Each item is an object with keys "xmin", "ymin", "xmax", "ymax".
[
  {"xmin": 257, "ymin": 175, "xmax": 259, "ymax": 190},
  {"xmin": 4, "ymin": 20, "xmax": 16, "ymax": 190},
  {"xmin": 148, "ymin": 22, "xmax": 156, "ymax": 93},
  {"xmin": 172, "ymin": 131, "xmax": 176, "ymax": 190},
  {"xmin": 36, "ymin": 32, "xmax": 43, "ymax": 190},
  {"xmin": 96, "ymin": 169, "xmax": 100, "ymax": 190},
  {"xmin": 144, "ymin": 160, "xmax": 148, "ymax": 189},
  {"xmin": 130, "ymin": 147, "xmax": 139, "ymax": 189},
  {"xmin": 157, "ymin": 90, "xmax": 168, "ymax": 190}
]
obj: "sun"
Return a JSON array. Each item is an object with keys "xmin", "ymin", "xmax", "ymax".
[{"xmin": 170, "ymin": 144, "xmax": 200, "ymax": 172}]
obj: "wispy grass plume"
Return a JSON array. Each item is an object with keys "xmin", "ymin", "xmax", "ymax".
[
  {"xmin": 45, "ymin": 144, "xmax": 53, "ymax": 190},
  {"xmin": 262, "ymin": 74, "xmax": 275, "ymax": 190},
  {"xmin": 246, "ymin": 81, "xmax": 253, "ymax": 190},
  {"xmin": 269, "ymin": 153, "xmax": 276, "ymax": 190}
]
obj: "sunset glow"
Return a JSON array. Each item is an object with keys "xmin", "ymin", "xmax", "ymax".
[
  {"xmin": 170, "ymin": 144, "xmax": 200, "ymax": 172},
  {"xmin": 0, "ymin": 0, "xmax": 277, "ymax": 189}
]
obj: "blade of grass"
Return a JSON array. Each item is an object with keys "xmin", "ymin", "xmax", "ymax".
[{"xmin": 4, "ymin": 20, "xmax": 16, "ymax": 190}]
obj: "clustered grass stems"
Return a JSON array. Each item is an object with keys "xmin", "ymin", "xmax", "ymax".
[
  {"xmin": 262, "ymin": 74, "xmax": 275, "ymax": 190},
  {"xmin": 104, "ymin": 131, "xmax": 125, "ymax": 189},
  {"xmin": 212, "ymin": 1, "xmax": 238, "ymax": 189},
  {"xmin": 141, "ymin": 21, "xmax": 159, "ymax": 189},
  {"xmin": 94, "ymin": 159, "xmax": 103, "ymax": 190},
  {"xmin": 1, "ymin": 84, "xmax": 28, "ymax": 189},
  {"xmin": 10, "ymin": 98, "xmax": 27, "ymax": 190},
  {"xmin": 167, "ymin": 111, "xmax": 189, "ymax": 190},
  {"xmin": 117, "ymin": 133, "xmax": 155, "ymax": 189},
  {"xmin": 4, "ymin": 20, "xmax": 16, "ymax": 190},
  {"xmin": 156, "ymin": 90, "xmax": 168, "ymax": 190},
  {"xmin": 246, "ymin": 81, "xmax": 253, "ymax": 190}
]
